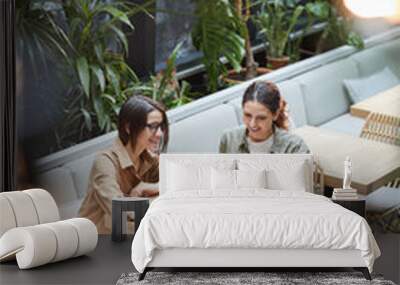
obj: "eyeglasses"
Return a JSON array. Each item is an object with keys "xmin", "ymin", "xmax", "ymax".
[{"xmin": 145, "ymin": 123, "xmax": 164, "ymax": 134}]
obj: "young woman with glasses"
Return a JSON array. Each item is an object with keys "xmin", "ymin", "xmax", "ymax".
[{"xmin": 79, "ymin": 95, "xmax": 169, "ymax": 234}]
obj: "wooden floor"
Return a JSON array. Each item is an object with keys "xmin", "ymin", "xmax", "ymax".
[{"xmin": 0, "ymin": 234, "xmax": 399, "ymax": 285}]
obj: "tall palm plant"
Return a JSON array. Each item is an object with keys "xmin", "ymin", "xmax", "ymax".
[{"xmin": 192, "ymin": 0, "xmax": 245, "ymax": 92}]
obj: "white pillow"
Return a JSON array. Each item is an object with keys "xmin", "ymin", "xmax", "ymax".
[
  {"xmin": 211, "ymin": 168, "xmax": 236, "ymax": 190},
  {"xmin": 166, "ymin": 159, "xmax": 236, "ymax": 192},
  {"xmin": 236, "ymin": 169, "xmax": 267, "ymax": 189},
  {"xmin": 343, "ymin": 67, "xmax": 399, "ymax": 103},
  {"xmin": 211, "ymin": 169, "xmax": 267, "ymax": 190},
  {"xmin": 237, "ymin": 158, "xmax": 310, "ymax": 192},
  {"xmin": 167, "ymin": 162, "xmax": 211, "ymax": 191},
  {"xmin": 266, "ymin": 163, "xmax": 307, "ymax": 192}
]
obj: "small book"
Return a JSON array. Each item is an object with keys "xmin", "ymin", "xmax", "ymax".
[
  {"xmin": 334, "ymin": 188, "xmax": 357, "ymax": 193},
  {"xmin": 333, "ymin": 193, "xmax": 358, "ymax": 197},
  {"xmin": 332, "ymin": 196, "xmax": 359, "ymax": 201},
  {"xmin": 332, "ymin": 193, "xmax": 359, "ymax": 200}
]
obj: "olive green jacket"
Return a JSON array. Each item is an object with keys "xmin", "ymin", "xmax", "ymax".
[{"xmin": 219, "ymin": 125, "xmax": 310, "ymax": 154}]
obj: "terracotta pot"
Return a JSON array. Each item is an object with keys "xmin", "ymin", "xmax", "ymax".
[
  {"xmin": 222, "ymin": 67, "xmax": 271, "ymax": 85},
  {"xmin": 267, "ymin": 56, "xmax": 290, "ymax": 70}
]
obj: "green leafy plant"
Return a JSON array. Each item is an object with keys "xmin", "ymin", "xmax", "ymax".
[
  {"xmin": 254, "ymin": 0, "xmax": 304, "ymax": 60},
  {"xmin": 16, "ymin": 1, "xmax": 67, "ymax": 74},
  {"xmin": 305, "ymin": 0, "xmax": 364, "ymax": 53},
  {"xmin": 233, "ymin": 0, "xmax": 259, "ymax": 79},
  {"xmin": 192, "ymin": 0, "xmax": 245, "ymax": 92},
  {"xmin": 48, "ymin": 0, "xmax": 156, "ymax": 146},
  {"xmin": 130, "ymin": 43, "xmax": 196, "ymax": 109}
]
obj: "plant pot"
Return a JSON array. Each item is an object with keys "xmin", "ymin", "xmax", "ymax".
[
  {"xmin": 222, "ymin": 67, "xmax": 271, "ymax": 85},
  {"xmin": 266, "ymin": 56, "xmax": 290, "ymax": 70}
]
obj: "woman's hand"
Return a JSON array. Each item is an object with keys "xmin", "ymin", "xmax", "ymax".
[{"xmin": 141, "ymin": 189, "xmax": 159, "ymax": 197}]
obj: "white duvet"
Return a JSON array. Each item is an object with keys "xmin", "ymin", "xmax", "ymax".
[{"xmin": 131, "ymin": 190, "xmax": 380, "ymax": 273}]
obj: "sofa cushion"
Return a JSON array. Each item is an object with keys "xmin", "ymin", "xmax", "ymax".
[
  {"xmin": 64, "ymin": 153, "xmax": 97, "ymax": 199},
  {"xmin": 277, "ymin": 80, "xmax": 308, "ymax": 127},
  {"xmin": 343, "ymin": 67, "xmax": 399, "ymax": 103},
  {"xmin": 296, "ymin": 58, "xmax": 358, "ymax": 126},
  {"xmin": 58, "ymin": 198, "xmax": 84, "ymax": 220},
  {"xmin": 319, "ymin": 113, "xmax": 365, "ymax": 137},
  {"xmin": 351, "ymin": 38, "xmax": 400, "ymax": 78},
  {"xmin": 167, "ymin": 104, "xmax": 239, "ymax": 153},
  {"xmin": 35, "ymin": 167, "xmax": 78, "ymax": 207}
]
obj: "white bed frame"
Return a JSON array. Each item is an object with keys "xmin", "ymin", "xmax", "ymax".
[{"xmin": 139, "ymin": 154, "xmax": 370, "ymax": 280}]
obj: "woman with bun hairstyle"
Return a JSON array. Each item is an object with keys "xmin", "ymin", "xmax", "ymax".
[
  {"xmin": 219, "ymin": 81, "xmax": 309, "ymax": 154},
  {"xmin": 79, "ymin": 95, "xmax": 169, "ymax": 234}
]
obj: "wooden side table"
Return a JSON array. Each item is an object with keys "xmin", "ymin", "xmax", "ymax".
[
  {"xmin": 112, "ymin": 197, "xmax": 149, "ymax": 242},
  {"xmin": 332, "ymin": 198, "xmax": 366, "ymax": 218}
]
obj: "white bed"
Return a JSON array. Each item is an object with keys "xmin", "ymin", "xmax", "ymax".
[{"xmin": 131, "ymin": 154, "xmax": 380, "ymax": 280}]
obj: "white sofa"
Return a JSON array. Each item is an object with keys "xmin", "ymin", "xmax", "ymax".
[{"xmin": 32, "ymin": 27, "xmax": 400, "ymax": 220}]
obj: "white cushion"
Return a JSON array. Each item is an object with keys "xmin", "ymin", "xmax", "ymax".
[
  {"xmin": 319, "ymin": 113, "xmax": 365, "ymax": 137},
  {"xmin": 343, "ymin": 67, "xmax": 399, "ymax": 104},
  {"xmin": 165, "ymin": 159, "xmax": 235, "ymax": 193},
  {"xmin": 237, "ymin": 157, "xmax": 312, "ymax": 192},
  {"xmin": 24, "ymin": 189, "xmax": 60, "ymax": 223},
  {"xmin": 64, "ymin": 218, "xmax": 98, "ymax": 257},
  {"xmin": 35, "ymin": 167, "xmax": 78, "ymax": 205},
  {"xmin": 236, "ymin": 169, "xmax": 267, "ymax": 189},
  {"xmin": 297, "ymin": 59, "xmax": 357, "ymax": 125},
  {"xmin": 58, "ymin": 198, "xmax": 84, "ymax": 220},
  {"xmin": 266, "ymin": 163, "xmax": 307, "ymax": 192},
  {"xmin": 0, "ymin": 196, "xmax": 17, "ymax": 237},
  {"xmin": 277, "ymin": 80, "xmax": 308, "ymax": 127},
  {"xmin": 167, "ymin": 104, "xmax": 239, "ymax": 153},
  {"xmin": 0, "ymin": 218, "xmax": 97, "ymax": 269},
  {"xmin": 64, "ymin": 153, "xmax": 97, "ymax": 199},
  {"xmin": 351, "ymin": 39, "xmax": 400, "ymax": 78},
  {"xmin": 0, "ymin": 226, "xmax": 57, "ymax": 269},
  {"xmin": 211, "ymin": 169, "xmax": 268, "ymax": 191},
  {"xmin": 42, "ymin": 222, "xmax": 79, "ymax": 262},
  {"xmin": 0, "ymin": 192, "xmax": 39, "ymax": 227},
  {"xmin": 211, "ymin": 168, "xmax": 236, "ymax": 190},
  {"xmin": 167, "ymin": 162, "xmax": 211, "ymax": 191}
]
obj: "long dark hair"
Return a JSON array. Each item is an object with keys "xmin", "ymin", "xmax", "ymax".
[
  {"xmin": 118, "ymin": 95, "xmax": 169, "ymax": 151},
  {"xmin": 242, "ymin": 81, "xmax": 289, "ymax": 130}
]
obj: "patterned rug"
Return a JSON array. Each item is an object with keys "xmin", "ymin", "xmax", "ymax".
[{"xmin": 116, "ymin": 271, "xmax": 395, "ymax": 285}]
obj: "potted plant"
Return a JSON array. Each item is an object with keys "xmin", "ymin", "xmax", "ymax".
[
  {"xmin": 254, "ymin": 0, "xmax": 304, "ymax": 69},
  {"xmin": 47, "ymin": 0, "xmax": 154, "ymax": 149},
  {"xmin": 305, "ymin": 0, "xmax": 364, "ymax": 54},
  {"xmin": 130, "ymin": 43, "xmax": 196, "ymax": 109},
  {"xmin": 223, "ymin": 0, "xmax": 271, "ymax": 84},
  {"xmin": 192, "ymin": 0, "xmax": 245, "ymax": 92},
  {"xmin": 192, "ymin": 0, "xmax": 270, "ymax": 90}
]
